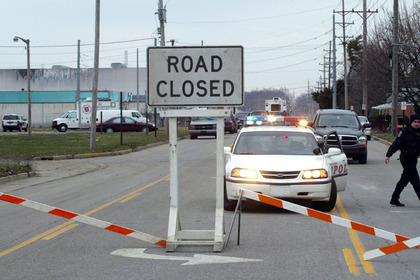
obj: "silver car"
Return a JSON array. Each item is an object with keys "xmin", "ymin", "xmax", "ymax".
[
  {"xmin": 2, "ymin": 114, "xmax": 28, "ymax": 132},
  {"xmin": 358, "ymin": 116, "xmax": 371, "ymax": 140},
  {"xmin": 188, "ymin": 116, "xmax": 217, "ymax": 139}
]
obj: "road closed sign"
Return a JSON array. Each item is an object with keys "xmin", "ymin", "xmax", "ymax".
[{"xmin": 147, "ymin": 46, "xmax": 243, "ymax": 107}]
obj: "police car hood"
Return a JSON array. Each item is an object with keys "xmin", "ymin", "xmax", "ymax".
[
  {"xmin": 232, "ymin": 154, "xmax": 323, "ymax": 171},
  {"xmin": 315, "ymin": 126, "xmax": 363, "ymax": 137}
]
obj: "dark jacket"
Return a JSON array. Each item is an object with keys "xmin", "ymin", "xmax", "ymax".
[{"xmin": 386, "ymin": 125, "xmax": 420, "ymax": 158}]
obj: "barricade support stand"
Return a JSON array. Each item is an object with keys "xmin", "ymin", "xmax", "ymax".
[
  {"xmin": 162, "ymin": 109, "xmax": 229, "ymax": 252},
  {"xmin": 225, "ymin": 190, "xmax": 243, "ymax": 248}
]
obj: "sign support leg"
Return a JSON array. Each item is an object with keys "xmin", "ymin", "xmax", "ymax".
[
  {"xmin": 166, "ymin": 117, "xmax": 179, "ymax": 252},
  {"xmin": 214, "ymin": 116, "xmax": 225, "ymax": 251}
]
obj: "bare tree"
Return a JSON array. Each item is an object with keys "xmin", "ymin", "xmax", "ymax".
[{"xmin": 345, "ymin": 2, "xmax": 419, "ymax": 115}]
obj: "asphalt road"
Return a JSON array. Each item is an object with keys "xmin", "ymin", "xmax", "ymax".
[{"xmin": 0, "ymin": 135, "xmax": 419, "ymax": 280}]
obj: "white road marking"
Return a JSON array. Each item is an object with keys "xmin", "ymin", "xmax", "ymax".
[
  {"xmin": 111, "ymin": 248, "xmax": 263, "ymax": 265},
  {"xmin": 390, "ymin": 210, "xmax": 420, "ymax": 213}
]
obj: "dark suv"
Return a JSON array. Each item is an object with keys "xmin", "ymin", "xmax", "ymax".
[
  {"xmin": 2, "ymin": 114, "xmax": 28, "ymax": 132},
  {"xmin": 309, "ymin": 109, "xmax": 371, "ymax": 164}
]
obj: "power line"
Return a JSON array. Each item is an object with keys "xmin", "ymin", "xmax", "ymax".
[
  {"xmin": 247, "ymin": 43, "xmax": 328, "ymax": 64},
  {"xmin": 0, "ymin": 37, "xmax": 154, "ymax": 48},
  {"xmin": 248, "ymin": 54, "xmax": 324, "ymax": 74}
]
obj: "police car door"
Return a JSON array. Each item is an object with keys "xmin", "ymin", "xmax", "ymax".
[{"xmin": 325, "ymin": 132, "xmax": 348, "ymax": 192}]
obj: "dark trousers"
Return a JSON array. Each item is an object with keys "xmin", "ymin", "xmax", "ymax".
[{"xmin": 392, "ymin": 155, "xmax": 420, "ymax": 201}]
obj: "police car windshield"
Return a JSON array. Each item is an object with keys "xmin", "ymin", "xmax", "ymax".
[
  {"xmin": 233, "ymin": 131, "xmax": 320, "ymax": 155},
  {"xmin": 318, "ymin": 114, "xmax": 359, "ymax": 129}
]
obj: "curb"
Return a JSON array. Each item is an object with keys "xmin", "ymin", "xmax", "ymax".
[
  {"xmin": 372, "ymin": 136, "xmax": 392, "ymax": 146},
  {"xmin": 0, "ymin": 171, "xmax": 35, "ymax": 185},
  {"xmin": 32, "ymin": 137, "xmax": 188, "ymax": 161}
]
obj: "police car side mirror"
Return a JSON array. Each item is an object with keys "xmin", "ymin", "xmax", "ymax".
[
  {"xmin": 313, "ymin": 148, "xmax": 321, "ymax": 155},
  {"xmin": 326, "ymin": 147, "xmax": 341, "ymax": 157},
  {"xmin": 362, "ymin": 123, "xmax": 371, "ymax": 129},
  {"xmin": 224, "ymin": 146, "xmax": 232, "ymax": 154}
]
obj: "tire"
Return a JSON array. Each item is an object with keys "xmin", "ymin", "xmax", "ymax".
[
  {"xmin": 367, "ymin": 135, "xmax": 371, "ymax": 141},
  {"xmin": 224, "ymin": 179, "xmax": 238, "ymax": 211},
  {"xmin": 105, "ymin": 127, "xmax": 114, "ymax": 133},
  {"xmin": 58, "ymin": 124, "xmax": 67, "ymax": 132},
  {"xmin": 23, "ymin": 128, "xmax": 27, "ymax": 132},
  {"xmin": 358, "ymin": 153, "xmax": 367, "ymax": 164},
  {"xmin": 190, "ymin": 135, "xmax": 197, "ymax": 139},
  {"xmin": 312, "ymin": 180, "xmax": 337, "ymax": 212}
]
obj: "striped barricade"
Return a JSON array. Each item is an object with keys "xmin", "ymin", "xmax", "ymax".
[
  {"xmin": 363, "ymin": 236, "xmax": 420, "ymax": 260},
  {"xmin": 0, "ymin": 192, "xmax": 167, "ymax": 248},
  {"xmin": 239, "ymin": 188, "xmax": 414, "ymax": 245}
]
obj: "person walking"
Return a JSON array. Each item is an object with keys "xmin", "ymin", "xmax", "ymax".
[{"xmin": 385, "ymin": 114, "xmax": 420, "ymax": 206}]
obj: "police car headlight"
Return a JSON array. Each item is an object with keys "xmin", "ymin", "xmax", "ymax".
[
  {"xmin": 303, "ymin": 169, "xmax": 328, "ymax": 179},
  {"xmin": 357, "ymin": 136, "xmax": 367, "ymax": 145},
  {"xmin": 231, "ymin": 168, "xmax": 259, "ymax": 179}
]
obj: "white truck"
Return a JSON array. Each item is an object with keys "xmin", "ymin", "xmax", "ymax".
[
  {"xmin": 265, "ymin": 97, "xmax": 288, "ymax": 115},
  {"xmin": 52, "ymin": 100, "xmax": 147, "ymax": 132}
]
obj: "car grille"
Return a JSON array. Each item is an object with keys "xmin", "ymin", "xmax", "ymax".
[
  {"xmin": 192, "ymin": 124, "xmax": 215, "ymax": 129},
  {"xmin": 326, "ymin": 134, "xmax": 358, "ymax": 146},
  {"xmin": 260, "ymin": 170, "xmax": 301, "ymax": 179}
]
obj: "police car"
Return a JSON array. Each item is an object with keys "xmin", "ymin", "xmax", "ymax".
[{"xmin": 224, "ymin": 125, "xmax": 348, "ymax": 212}]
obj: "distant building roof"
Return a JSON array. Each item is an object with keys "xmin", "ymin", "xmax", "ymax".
[{"xmin": 0, "ymin": 90, "xmax": 131, "ymax": 103}]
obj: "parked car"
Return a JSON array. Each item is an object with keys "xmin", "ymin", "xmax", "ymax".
[
  {"xmin": 224, "ymin": 126, "xmax": 348, "ymax": 212},
  {"xmin": 224, "ymin": 114, "xmax": 238, "ymax": 134},
  {"xmin": 235, "ymin": 112, "xmax": 250, "ymax": 129},
  {"xmin": 309, "ymin": 109, "xmax": 371, "ymax": 164},
  {"xmin": 2, "ymin": 114, "xmax": 28, "ymax": 132},
  {"xmin": 96, "ymin": 116, "xmax": 157, "ymax": 133},
  {"xmin": 358, "ymin": 116, "xmax": 371, "ymax": 140},
  {"xmin": 188, "ymin": 116, "xmax": 217, "ymax": 139}
]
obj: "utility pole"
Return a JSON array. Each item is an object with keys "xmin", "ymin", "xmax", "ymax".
[
  {"xmin": 90, "ymin": 0, "xmax": 100, "ymax": 150},
  {"xmin": 391, "ymin": 0, "xmax": 399, "ymax": 137},
  {"xmin": 77, "ymin": 40, "xmax": 81, "ymax": 128},
  {"xmin": 351, "ymin": 1, "xmax": 378, "ymax": 117},
  {"xmin": 332, "ymin": 15, "xmax": 337, "ymax": 109},
  {"xmin": 341, "ymin": 0, "xmax": 349, "ymax": 110},
  {"xmin": 334, "ymin": 1, "xmax": 354, "ymax": 110},
  {"xmin": 136, "ymin": 48, "xmax": 139, "ymax": 112},
  {"xmin": 328, "ymin": 41, "xmax": 332, "ymax": 89},
  {"xmin": 158, "ymin": 0, "xmax": 169, "ymax": 133},
  {"xmin": 158, "ymin": 0, "xmax": 166, "ymax": 47},
  {"xmin": 13, "ymin": 36, "xmax": 32, "ymax": 137}
]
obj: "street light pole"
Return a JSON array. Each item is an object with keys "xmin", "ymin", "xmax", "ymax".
[{"xmin": 13, "ymin": 36, "xmax": 32, "ymax": 137}]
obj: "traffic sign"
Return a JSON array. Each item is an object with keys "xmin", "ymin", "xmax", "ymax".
[{"xmin": 147, "ymin": 46, "xmax": 244, "ymax": 107}]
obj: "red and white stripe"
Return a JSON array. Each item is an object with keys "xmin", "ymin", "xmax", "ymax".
[
  {"xmin": 0, "ymin": 192, "xmax": 167, "ymax": 248},
  {"xmin": 239, "ymin": 188, "xmax": 413, "ymax": 244},
  {"xmin": 363, "ymin": 236, "xmax": 420, "ymax": 260}
]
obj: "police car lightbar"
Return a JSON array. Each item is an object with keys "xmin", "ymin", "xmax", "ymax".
[
  {"xmin": 244, "ymin": 115, "xmax": 308, "ymax": 127},
  {"xmin": 244, "ymin": 115, "xmax": 267, "ymax": 126}
]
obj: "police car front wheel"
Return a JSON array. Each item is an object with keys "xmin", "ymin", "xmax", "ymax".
[{"xmin": 311, "ymin": 180, "xmax": 337, "ymax": 212}]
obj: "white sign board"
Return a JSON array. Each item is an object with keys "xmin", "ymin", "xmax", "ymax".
[{"xmin": 147, "ymin": 46, "xmax": 243, "ymax": 107}]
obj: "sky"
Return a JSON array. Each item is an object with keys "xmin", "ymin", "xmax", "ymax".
[{"xmin": 0, "ymin": 0, "xmax": 401, "ymax": 95}]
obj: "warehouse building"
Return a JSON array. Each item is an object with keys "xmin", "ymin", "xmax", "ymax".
[{"xmin": 0, "ymin": 66, "xmax": 147, "ymax": 127}]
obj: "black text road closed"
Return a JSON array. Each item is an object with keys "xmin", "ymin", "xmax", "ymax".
[{"xmin": 147, "ymin": 46, "xmax": 243, "ymax": 107}]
